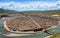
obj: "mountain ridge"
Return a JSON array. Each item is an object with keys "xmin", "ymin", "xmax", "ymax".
[{"xmin": 0, "ymin": 8, "xmax": 60, "ymax": 14}]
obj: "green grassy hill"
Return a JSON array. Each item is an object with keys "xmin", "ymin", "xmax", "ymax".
[
  {"xmin": 18, "ymin": 10, "xmax": 60, "ymax": 15},
  {"xmin": 0, "ymin": 8, "xmax": 17, "ymax": 14},
  {"xmin": 0, "ymin": 8, "xmax": 60, "ymax": 15}
]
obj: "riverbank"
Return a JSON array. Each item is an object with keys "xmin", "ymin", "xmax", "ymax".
[{"xmin": 45, "ymin": 33, "xmax": 60, "ymax": 38}]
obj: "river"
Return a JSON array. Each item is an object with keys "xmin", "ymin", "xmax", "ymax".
[{"xmin": 0, "ymin": 20, "xmax": 60, "ymax": 38}]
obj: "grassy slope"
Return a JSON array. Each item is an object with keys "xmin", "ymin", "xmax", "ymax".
[
  {"xmin": 18, "ymin": 10, "xmax": 60, "ymax": 15},
  {"xmin": 0, "ymin": 8, "xmax": 60, "ymax": 15},
  {"xmin": 50, "ymin": 33, "xmax": 60, "ymax": 38}
]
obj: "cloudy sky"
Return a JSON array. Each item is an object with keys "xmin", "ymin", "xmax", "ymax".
[{"xmin": 0, "ymin": 0, "xmax": 60, "ymax": 11}]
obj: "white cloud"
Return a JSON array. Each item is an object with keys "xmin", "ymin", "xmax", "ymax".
[{"xmin": 0, "ymin": 1, "xmax": 60, "ymax": 11}]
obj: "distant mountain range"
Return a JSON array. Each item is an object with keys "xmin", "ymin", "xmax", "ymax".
[
  {"xmin": 0, "ymin": 8, "xmax": 60, "ymax": 14},
  {"xmin": 0, "ymin": 8, "xmax": 18, "ymax": 13}
]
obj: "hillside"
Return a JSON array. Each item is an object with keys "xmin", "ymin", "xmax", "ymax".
[
  {"xmin": 0, "ymin": 8, "xmax": 60, "ymax": 14},
  {"xmin": 0, "ymin": 8, "xmax": 17, "ymax": 13},
  {"xmin": 18, "ymin": 10, "xmax": 60, "ymax": 15}
]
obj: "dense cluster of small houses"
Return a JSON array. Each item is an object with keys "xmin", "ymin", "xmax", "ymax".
[{"xmin": 5, "ymin": 14, "xmax": 58, "ymax": 32}]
